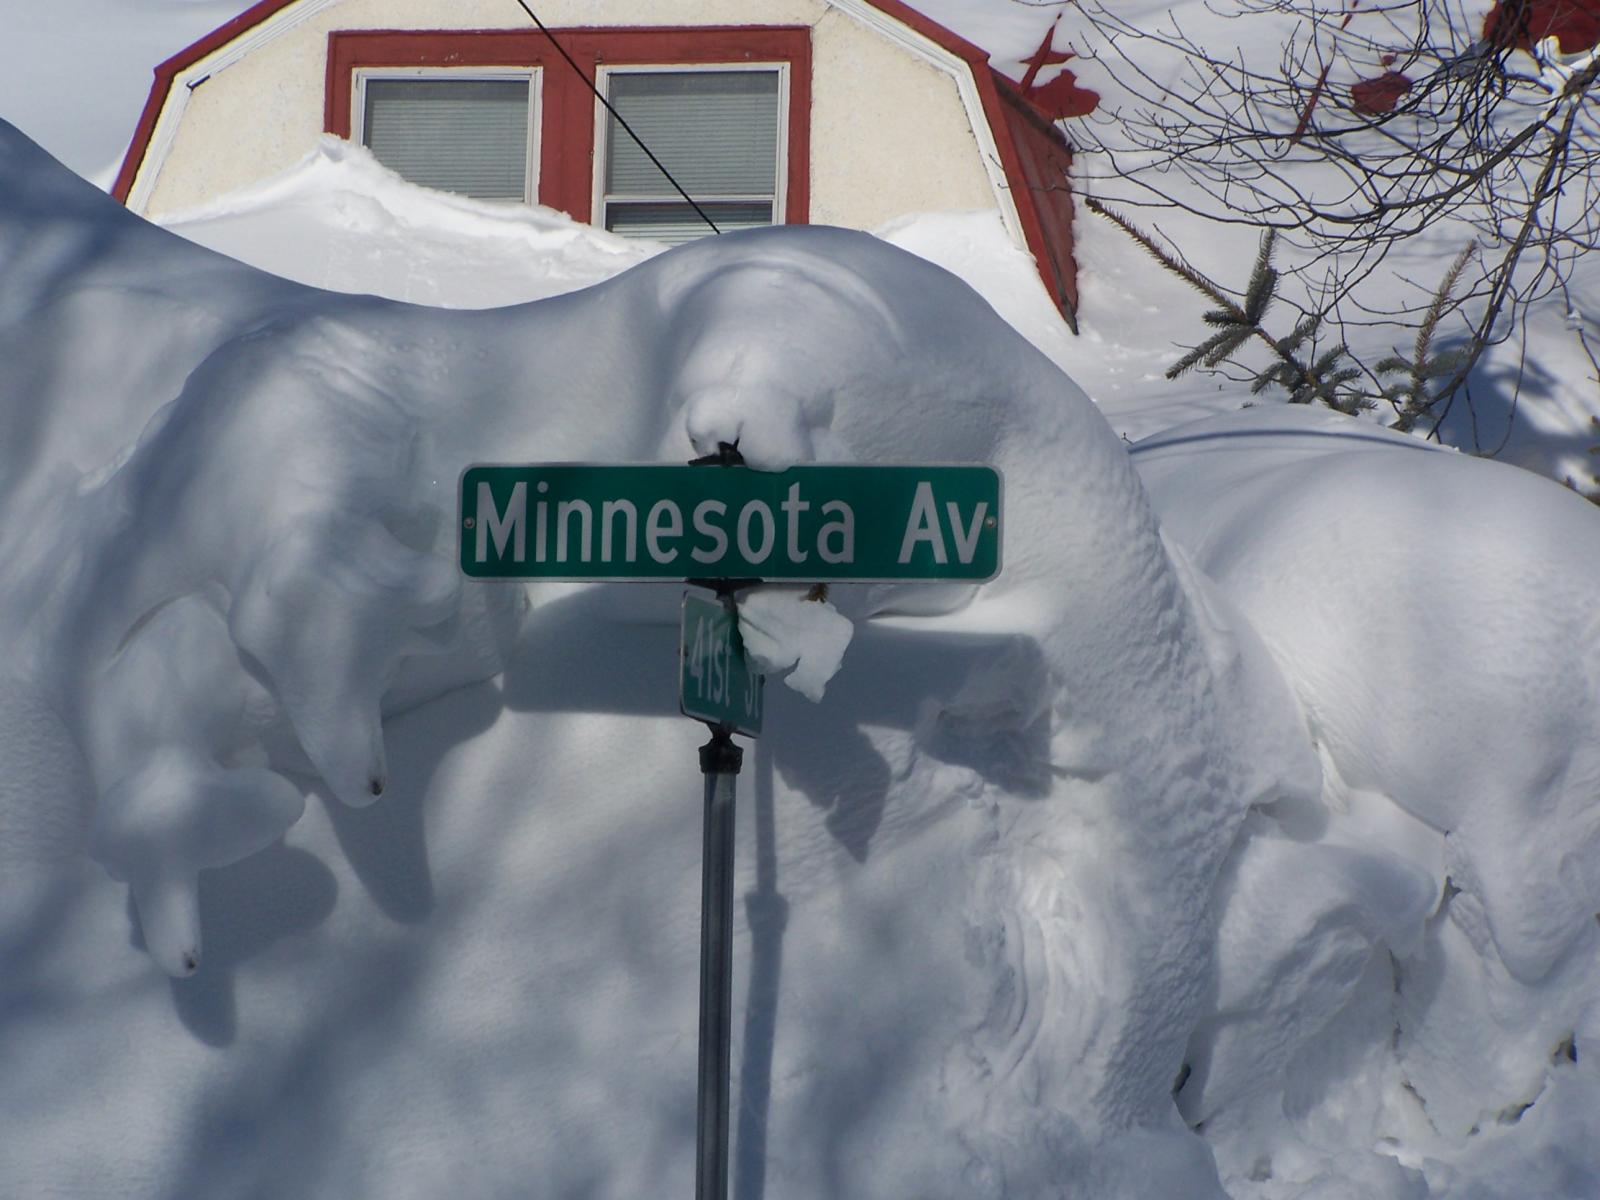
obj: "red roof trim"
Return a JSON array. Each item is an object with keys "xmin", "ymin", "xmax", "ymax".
[
  {"xmin": 114, "ymin": 0, "xmax": 305, "ymax": 202},
  {"xmin": 112, "ymin": 69, "xmax": 174, "ymax": 201},
  {"xmin": 157, "ymin": 0, "xmax": 304, "ymax": 74},
  {"xmin": 848, "ymin": 0, "xmax": 991, "ymax": 64},
  {"xmin": 990, "ymin": 73, "xmax": 1079, "ymax": 325},
  {"xmin": 971, "ymin": 67, "xmax": 1079, "ymax": 325}
]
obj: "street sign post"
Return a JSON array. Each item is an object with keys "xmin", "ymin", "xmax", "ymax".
[
  {"xmin": 458, "ymin": 451, "xmax": 1002, "ymax": 1200},
  {"xmin": 460, "ymin": 463, "xmax": 1001, "ymax": 582},
  {"xmin": 695, "ymin": 728, "xmax": 740, "ymax": 1200},
  {"xmin": 680, "ymin": 592, "xmax": 764, "ymax": 736}
]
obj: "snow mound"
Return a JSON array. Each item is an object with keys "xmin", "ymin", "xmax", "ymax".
[
  {"xmin": 0, "ymin": 116, "xmax": 1300, "ymax": 1192},
  {"xmin": 6, "ymin": 114, "xmax": 1600, "ymax": 1197},
  {"xmin": 157, "ymin": 143, "xmax": 1088, "ymax": 389},
  {"xmin": 1, "ymin": 125, "xmax": 527, "ymax": 974},
  {"xmin": 160, "ymin": 136, "xmax": 655, "ymax": 308},
  {"xmin": 1136, "ymin": 406, "xmax": 1600, "ymax": 982},
  {"xmin": 1135, "ymin": 405, "xmax": 1600, "ymax": 1184}
]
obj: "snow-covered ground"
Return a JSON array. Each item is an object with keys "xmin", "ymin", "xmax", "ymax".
[{"xmin": 5, "ymin": 3, "xmax": 1600, "ymax": 1198}]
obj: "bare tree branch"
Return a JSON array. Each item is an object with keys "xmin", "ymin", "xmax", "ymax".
[{"xmin": 1054, "ymin": 0, "xmax": 1600, "ymax": 441}]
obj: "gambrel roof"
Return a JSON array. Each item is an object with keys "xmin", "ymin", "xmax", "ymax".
[{"xmin": 115, "ymin": 0, "xmax": 1080, "ymax": 324}]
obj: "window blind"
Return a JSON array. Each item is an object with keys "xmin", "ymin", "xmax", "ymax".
[
  {"xmin": 604, "ymin": 71, "xmax": 780, "ymax": 243},
  {"xmin": 606, "ymin": 202, "xmax": 775, "ymax": 244},
  {"xmin": 362, "ymin": 78, "xmax": 530, "ymax": 201}
]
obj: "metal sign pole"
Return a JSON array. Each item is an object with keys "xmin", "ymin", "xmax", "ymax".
[
  {"xmin": 690, "ymin": 442, "xmax": 752, "ymax": 1200},
  {"xmin": 696, "ymin": 724, "xmax": 742, "ymax": 1200}
]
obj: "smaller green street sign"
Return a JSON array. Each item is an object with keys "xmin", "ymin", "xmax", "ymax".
[
  {"xmin": 680, "ymin": 592, "xmax": 763, "ymax": 736},
  {"xmin": 459, "ymin": 463, "xmax": 1001, "ymax": 581}
]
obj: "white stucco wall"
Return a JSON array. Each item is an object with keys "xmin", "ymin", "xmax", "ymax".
[
  {"xmin": 137, "ymin": 0, "xmax": 999, "ymax": 230},
  {"xmin": 807, "ymin": 7, "xmax": 993, "ymax": 228}
]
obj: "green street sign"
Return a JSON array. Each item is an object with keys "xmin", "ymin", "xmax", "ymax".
[
  {"xmin": 459, "ymin": 463, "xmax": 1001, "ymax": 581},
  {"xmin": 680, "ymin": 592, "xmax": 764, "ymax": 735}
]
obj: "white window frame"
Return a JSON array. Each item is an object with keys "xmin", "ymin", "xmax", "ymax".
[
  {"xmin": 352, "ymin": 66, "xmax": 543, "ymax": 203},
  {"xmin": 592, "ymin": 63, "xmax": 790, "ymax": 238}
]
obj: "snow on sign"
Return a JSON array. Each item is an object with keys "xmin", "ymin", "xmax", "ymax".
[
  {"xmin": 459, "ymin": 464, "xmax": 1002, "ymax": 581},
  {"xmin": 679, "ymin": 592, "xmax": 763, "ymax": 735}
]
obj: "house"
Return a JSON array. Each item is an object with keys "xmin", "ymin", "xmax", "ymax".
[{"xmin": 114, "ymin": 0, "xmax": 1081, "ymax": 328}]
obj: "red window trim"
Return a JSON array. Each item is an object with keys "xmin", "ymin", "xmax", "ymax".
[{"xmin": 325, "ymin": 27, "xmax": 812, "ymax": 227}]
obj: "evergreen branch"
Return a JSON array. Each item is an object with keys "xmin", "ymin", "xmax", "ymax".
[
  {"xmin": 1168, "ymin": 343, "xmax": 1214, "ymax": 379},
  {"xmin": 1415, "ymin": 243, "xmax": 1475, "ymax": 372},
  {"xmin": 1276, "ymin": 314, "xmax": 1322, "ymax": 358},
  {"xmin": 1085, "ymin": 198, "xmax": 1241, "ymax": 314},
  {"xmin": 1203, "ymin": 327, "xmax": 1257, "ymax": 368},
  {"xmin": 1242, "ymin": 231, "xmax": 1279, "ymax": 324},
  {"xmin": 1378, "ymin": 241, "xmax": 1477, "ymax": 427},
  {"xmin": 1089, "ymin": 201, "xmax": 1333, "ymax": 398}
]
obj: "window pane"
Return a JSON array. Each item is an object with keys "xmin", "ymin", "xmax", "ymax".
[
  {"xmin": 362, "ymin": 78, "xmax": 529, "ymax": 201},
  {"xmin": 605, "ymin": 72, "xmax": 779, "ymax": 198},
  {"xmin": 606, "ymin": 201, "xmax": 774, "ymax": 245}
]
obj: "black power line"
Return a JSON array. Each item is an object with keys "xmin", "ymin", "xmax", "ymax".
[{"xmin": 513, "ymin": 0, "xmax": 722, "ymax": 237}]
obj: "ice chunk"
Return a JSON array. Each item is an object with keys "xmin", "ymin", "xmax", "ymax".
[{"xmin": 736, "ymin": 587, "xmax": 854, "ymax": 702}]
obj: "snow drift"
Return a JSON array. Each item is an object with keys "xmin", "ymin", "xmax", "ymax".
[
  {"xmin": 3, "ymin": 119, "xmax": 1600, "ymax": 1198},
  {"xmin": 1134, "ymin": 407, "xmax": 1600, "ymax": 1191},
  {"xmin": 159, "ymin": 136, "xmax": 655, "ymax": 309},
  {"xmin": 2, "ymin": 117, "xmax": 1281, "ymax": 1194}
]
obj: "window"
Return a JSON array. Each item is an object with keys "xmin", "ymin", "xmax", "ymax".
[
  {"xmin": 326, "ymin": 29, "xmax": 810, "ymax": 234},
  {"xmin": 598, "ymin": 68, "xmax": 785, "ymax": 245},
  {"xmin": 356, "ymin": 71, "xmax": 539, "ymax": 202}
]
